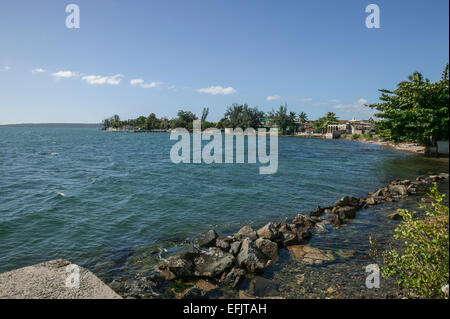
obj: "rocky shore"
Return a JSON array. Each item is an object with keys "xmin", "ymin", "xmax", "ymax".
[{"xmin": 109, "ymin": 173, "xmax": 449, "ymax": 299}]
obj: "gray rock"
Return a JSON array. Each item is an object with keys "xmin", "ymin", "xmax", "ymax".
[
  {"xmin": 157, "ymin": 246, "xmax": 235, "ymax": 280},
  {"xmin": 220, "ymin": 267, "xmax": 246, "ymax": 288},
  {"xmin": 215, "ymin": 236, "xmax": 233, "ymax": 251},
  {"xmin": 198, "ymin": 229, "xmax": 219, "ymax": 248},
  {"xmin": 256, "ymin": 222, "xmax": 279, "ymax": 241},
  {"xmin": 236, "ymin": 238, "xmax": 266, "ymax": 273},
  {"xmin": 193, "ymin": 247, "xmax": 235, "ymax": 278},
  {"xmin": 229, "ymin": 241, "xmax": 241, "ymax": 255},
  {"xmin": 390, "ymin": 185, "xmax": 408, "ymax": 196},
  {"xmin": 234, "ymin": 225, "xmax": 257, "ymax": 241},
  {"xmin": 439, "ymin": 173, "xmax": 449, "ymax": 179},
  {"xmin": 255, "ymin": 238, "xmax": 278, "ymax": 261},
  {"xmin": 333, "ymin": 205, "xmax": 358, "ymax": 220},
  {"xmin": 333, "ymin": 196, "xmax": 360, "ymax": 208},
  {"xmin": 309, "ymin": 206, "xmax": 323, "ymax": 217}
]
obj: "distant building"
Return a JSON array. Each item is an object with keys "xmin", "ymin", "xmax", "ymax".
[{"xmin": 326, "ymin": 119, "xmax": 375, "ymax": 138}]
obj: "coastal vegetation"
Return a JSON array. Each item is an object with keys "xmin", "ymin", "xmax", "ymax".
[
  {"xmin": 369, "ymin": 64, "xmax": 449, "ymax": 146},
  {"xmin": 102, "ymin": 104, "xmax": 313, "ymax": 134},
  {"xmin": 370, "ymin": 183, "xmax": 449, "ymax": 298}
]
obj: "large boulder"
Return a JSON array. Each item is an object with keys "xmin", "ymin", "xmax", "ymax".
[
  {"xmin": 193, "ymin": 248, "xmax": 236, "ymax": 278},
  {"xmin": 292, "ymin": 213, "xmax": 315, "ymax": 227},
  {"xmin": 198, "ymin": 230, "xmax": 218, "ymax": 248},
  {"xmin": 333, "ymin": 196, "xmax": 360, "ymax": 208},
  {"xmin": 157, "ymin": 247, "xmax": 198, "ymax": 279},
  {"xmin": 215, "ymin": 236, "xmax": 233, "ymax": 251},
  {"xmin": 229, "ymin": 241, "xmax": 241, "ymax": 256},
  {"xmin": 389, "ymin": 185, "xmax": 408, "ymax": 197},
  {"xmin": 332, "ymin": 205, "xmax": 358, "ymax": 220},
  {"xmin": 255, "ymin": 238, "xmax": 278, "ymax": 261},
  {"xmin": 234, "ymin": 225, "xmax": 258, "ymax": 241},
  {"xmin": 289, "ymin": 223, "xmax": 312, "ymax": 241},
  {"xmin": 157, "ymin": 247, "xmax": 235, "ymax": 280},
  {"xmin": 236, "ymin": 238, "xmax": 266, "ymax": 273},
  {"xmin": 256, "ymin": 222, "xmax": 279, "ymax": 241}
]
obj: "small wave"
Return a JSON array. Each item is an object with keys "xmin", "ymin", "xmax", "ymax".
[{"xmin": 56, "ymin": 192, "xmax": 66, "ymax": 197}]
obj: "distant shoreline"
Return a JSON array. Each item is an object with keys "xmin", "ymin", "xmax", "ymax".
[{"xmin": 0, "ymin": 123, "xmax": 102, "ymax": 128}]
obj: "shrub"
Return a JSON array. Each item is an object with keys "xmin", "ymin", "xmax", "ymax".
[
  {"xmin": 351, "ymin": 134, "xmax": 360, "ymax": 140},
  {"xmin": 370, "ymin": 183, "xmax": 449, "ymax": 298},
  {"xmin": 362, "ymin": 132, "xmax": 373, "ymax": 140}
]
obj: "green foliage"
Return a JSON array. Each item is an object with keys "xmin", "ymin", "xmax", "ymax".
[
  {"xmin": 298, "ymin": 112, "xmax": 308, "ymax": 123},
  {"xmin": 219, "ymin": 104, "xmax": 264, "ymax": 130},
  {"xmin": 369, "ymin": 64, "xmax": 449, "ymax": 145},
  {"xmin": 312, "ymin": 112, "xmax": 339, "ymax": 133},
  {"xmin": 268, "ymin": 105, "xmax": 290, "ymax": 132},
  {"xmin": 351, "ymin": 134, "xmax": 360, "ymax": 140},
  {"xmin": 361, "ymin": 132, "xmax": 373, "ymax": 140},
  {"xmin": 370, "ymin": 184, "xmax": 449, "ymax": 298}
]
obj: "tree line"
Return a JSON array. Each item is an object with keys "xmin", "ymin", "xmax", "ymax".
[{"xmin": 102, "ymin": 104, "xmax": 313, "ymax": 133}]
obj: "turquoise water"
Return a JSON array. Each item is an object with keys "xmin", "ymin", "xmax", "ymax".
[{"xmin": 0, "ymin": 127, "xmax": 448, "ymax": 277}]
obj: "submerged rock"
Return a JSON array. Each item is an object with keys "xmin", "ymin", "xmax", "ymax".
[
  {"xmin": 178, "ymin": 286, "xmax": 208, "ymax": 299},
  {"xmin": 387, "ymin": 212, "xmax": 402, "ymax": 220},
  {"xmin": 288, "ymin": 245, "xmax": 335, "ymax": 265},
  {"xmin": 248, "ymin": 277, "xmax": 279, "ymax": 297}
]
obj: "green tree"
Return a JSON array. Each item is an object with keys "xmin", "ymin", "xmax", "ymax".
[
  {"xmin": 298, "ymin": 112, "xmax": 308, "ymax": 123},
  {"xmin": 145, "ymin": 113, "xmax": 161, "ymax": 130},
  {"xmin": 312, "ymin": 112, "xmax": 339, "ymax": 133},
  {"xmin": 369, "ymin": 64, "xmax": 449, "ymax": 145},
  {"xmin": 370, "ymin": 184, "xmax": 449, "ymax": 298},
  {"xmin": 170, "ymin": 110, "xmax": 198, "ymax": 131},
  {"xmin": 269, "ymin": 105, "xmax": 290, "ymax": 132},
  {"xmin": 221, "ymin": 104, "xmax": 264, "ymax": 129}
]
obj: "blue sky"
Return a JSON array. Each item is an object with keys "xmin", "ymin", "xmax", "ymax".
[{"xmin": 0, "ymin": 0, "xmax": 448, "ymax": 124}]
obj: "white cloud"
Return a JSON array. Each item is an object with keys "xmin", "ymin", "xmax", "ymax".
[
  {"xmin": 32, "ymin": 68, "xmax": 46, "ymax": 74},
  {"xmin": 299, "ymin": 98, "xmax": 313, "ymax": 102},
  {"xmin": 82, "ymin": 74, "xmax": 123, "ymax": 85},
  {"xmin": 130, "ymin": 78, "xmax": 163, "ymax": 88},
  {"xmin": 331, "ymin": 98, "xmax": 339, "ymax": 103},
  {"xmin": 52, "ymin": 70, "xmax": 78, "ymax": 79},
  {"xmin": 334, "ymin": 98, "xmax": 368, "ymax": 110},
  {"xmin": 195, "ymin": 86, "xmax": 236, "ymax": 95},
  {"xmin": 266, "ymin": 95, "xmax": 283, "ymax": 101},
  {"xmin": 3, "ymin": 66, "xmax": 11, "ymax": 71},
  {"xmin": 130, "ymin": 78, "xmax": 144, "ymax": 85}
]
